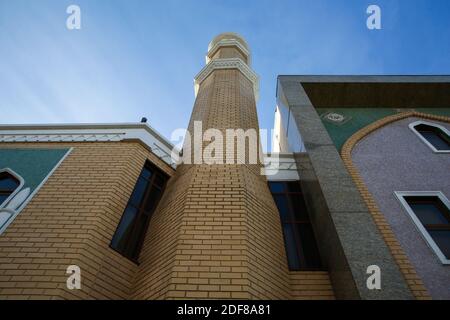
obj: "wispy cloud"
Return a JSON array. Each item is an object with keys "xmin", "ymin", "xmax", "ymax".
[{"xmin": 0, "ymin": 0, "xmax": 449, "ymax": 150}]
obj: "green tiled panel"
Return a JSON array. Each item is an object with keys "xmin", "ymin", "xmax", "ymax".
[
  {"xmin": 317, "ymin": 108, "xmax": 396, "ymax": 151},
  {"xmin": 317, "ymin": 108, "xmax": 450, "ymax": 151},
  {"xmin": 0, "ymin": 148, "xmax": 70, "ymax": 192}
]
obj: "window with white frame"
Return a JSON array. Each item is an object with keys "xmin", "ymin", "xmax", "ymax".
[
  {"xmin": 0, "ymin": 168, "xmax": 26, "ymax": 231},
  {"xmin": 409, "ymin": 120, "xmax": 450, "ymax": 153},
  {"xmin": 395, "ymin": 191, "xmax": 450, "ymax": 264},
  {"xmin": 0, "ymin": 169, "xmax": 22, "ymax": 208}
]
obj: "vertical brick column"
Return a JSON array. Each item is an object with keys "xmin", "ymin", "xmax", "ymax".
[{"xmin": 134, "ymin": 33, "xmax": 291, "ymax": 299}]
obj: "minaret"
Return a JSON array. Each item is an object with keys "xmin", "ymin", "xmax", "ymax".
[{"xmin": 134, "ymin": 33, "xmax": 291, "ymax": 299}]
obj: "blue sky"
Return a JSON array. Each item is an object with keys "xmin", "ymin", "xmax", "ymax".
[{"xmin": 1, "ymin": 0, "xmax": 449, "ymax": 151}]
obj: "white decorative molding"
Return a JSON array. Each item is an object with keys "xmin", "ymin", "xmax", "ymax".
[
  {"xmin": 0, "ymin": 168, "xmax": 26, "ymax": 233},
  {"xmin": 194, "ymin": 58, "xmax": 259, "ymax": 102},
  {"xmin": 0, "ymin": 168, "xmax": 25, "ymax": 210},
  {"xmin": 0, "ymin": 133, "xmax": 124, "ymax": 143},
  {"xmin": 0, "ymin": 125, "xmax": 178, "ymax": 168},
  {"xmin": 208, "ymin": 33, "xmax": 249, "ymax": 52},
  {"xmin": 325, "ymin": 113, "xmax": 345, "ymax": 122},
  {"xmin": 206, "ymin": 39, "xmax": 251, "ymax": 64},
  {"xmin": 263, "ymin": 152, "xmax": 300, "ymax": 181},
  {"xmin": 5, "ymin": 188, "xmax": 30, "ymax": 211},
  {"xmin": 409, "ymin": 120, "xmax": 450, "ymax": 153},
  {"xmin": 395, "ymin": 191, "xmax": 450, "ymax": 265},
  {"xmin": 321, "ymin": 111, "xmax": 351, "ymax": 125},
  {"xmin": 0, "ymin": 187, "xmax": 31, "ymax": 230}
]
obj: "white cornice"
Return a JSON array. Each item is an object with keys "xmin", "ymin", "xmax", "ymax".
[
  {"xmin": 0, "ymin": 123, "xmax": 174, "ymax": 150},
  {"xmin": 0, "ymin": 133, "xmax": 124, "ymax": 143},
  {"xmin": 194, "ymin": 58, "xmax": 259, "ymax": 102},
  {"xmin": 208, "ymin": 33, "xmax": 249, "ymax": 52},
  {"xmin": 263, "ymin": 152, "xmax": 300, "ymax": 181},
  {"xmin": 206, "ymin": 39, "xmax": 251, "ymax": 65},
  {"xmin": 0, "ymin": 125, "xmax": 178, "ymax": 169}
]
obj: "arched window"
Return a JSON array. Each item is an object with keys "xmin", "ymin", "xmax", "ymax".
[
  {"xmin": 0, "ymin": 171, "xmax": 20, "ymax": 207},
  {"xmin": 410, "ymin": 121, "xmax": 450, "ymax": 153}
]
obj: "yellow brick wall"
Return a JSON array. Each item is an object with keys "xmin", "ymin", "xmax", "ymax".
[
  {"xmin": 210, "ymin": 47, "xmax": 248, "ymax": 64},
  {"xmin": 290, "ymin": 272, "xmax": 334, "ymax": 300},
  {"xmin": 0, "ymin": 138, "xmax": 334, "ymax": 299},
  {"xmin": 131, "ymin": 67, "xmax": 335, "ymax": 300},
  {"xmin": 0, "ymin": 141, "xmax": 174, "ymax": 300},
  {"xmin": 0, "ymin": 49, "xmax": 335, "ymax": 299}
]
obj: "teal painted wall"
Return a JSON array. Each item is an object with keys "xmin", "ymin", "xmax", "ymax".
[
  {"xmin": 0, "ymin": 148, "xmax": 70, "ymax": 192},
  {"xmin": 317, "ymin": 108, "xmax": 450, "ymax": 151}
]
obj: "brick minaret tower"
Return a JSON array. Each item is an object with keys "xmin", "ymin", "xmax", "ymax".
[{"xmin": 134, "ymin": 33, "xmax": 291, "ymax": 299}]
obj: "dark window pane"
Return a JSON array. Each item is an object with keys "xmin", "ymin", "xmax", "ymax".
[
  {"xmin": 268, "ymin": 180, "xmax": 323, "ymax": 271},
  {"xmin": 141, "ymin": 167, "xmax": 152, "ymax": 180},
  {"xmin": 0, "ymin": 194, "xmax": 10, "ymax": 205},
  {"xmin": 144, "ymin": 187, "xmax": 162, "ymax": 213},
  {"xmin": 283, "ymin": 224, "xmax": 301, "ymax": 270},
  {"xmin": 111, "ymin": 162, "xmax": 168, "ymax": 262},
  {"xmin": 297, "ymin": 224, "xmax": 322, "ymax": 269},
  {"xmin": 420, "ymin": 131, "xmax": 450, "ymax": 150},
  {"xmin": 110, "ymin": 206, "xmax": 138, "ymax": 252},
  {"xmin": 291, "ymin": 195, "xmax": 309, "ymax": 221},
  {"xmin": 416, "ymin": 125, "xmax": 450, "ymax": 151},
  {"xmin": 269, "ymin": 182, "xmax": 285, "ymax": 193},
  {"xmin": 405, "ymin": 196, "xmax": 450, "ymax": 225},
  {"xmin": 287, "ymin": 181, "xmax": 301, "ymax": 192},
  {"xmin": 127, "ymin": 213, "xmax": 150, "ymax": 259},
  {"xmin": 429, "ymin": 230, "xmax": 450, "ymax": 259},
  {"xmin": 153, "ymin": 174, "xmax": 165, "ymax": 188},
  {"xmin": 0, "ymin": 174, "xmax": 19, "ymax": 191},
  {"xmin": 410, "ymin": 203, "xmax": 449, "ymax": 225},
  {"xmin": 129, "ymin": 177, "xmax": 148, "ymax": 207},
  {"xmin": 273, "ymin": 194, "xmax": 290, "ymax": 221}
]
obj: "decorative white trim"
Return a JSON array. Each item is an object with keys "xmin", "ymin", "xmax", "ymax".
[
  {"xmin": 194, "ymin": 58, "xmax": 260, "ymax": 102},
  {"xmin": 0, "ymin": 133, "xmax": 124, "ymax": 143},
  {"xmin": 395, "ymin": 191, "xmax": 450, "ymax": 265},
  {"xmin": 208, "ymin": 33, "xmax": 249, "ymax": 52},
  {"xmin": 0, "ymin": 125, "xmax": 178, "ymax": 168},
  {"xmin": 5, "ymin": 188, "xmax": 30, "ymax": 211},
  {"xmin": 206, "ymin": 39, "xmax": 251, "ymax": 65},
  {"xmin": 409, "ymin": 120, "xmax": 450, "ymax": 153},
  {"xmin": 263, "ymin": 152, "xmax": 300, "ymax": 181},
  {"xmin": 0, "ymin": 148, "xmax": 73, "ymax": 235},
  {"xmin": 0, "ymin": 168, "xmax": 25, "ymax": 209}
]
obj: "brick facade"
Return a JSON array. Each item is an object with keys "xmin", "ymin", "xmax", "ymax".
[
  {"xmin": 0, "ymin": 35, "xmax": 334, "ymax": 300},
  {"xmin": 0, "ymin": 141, "xmax": 174, "ymax": 299},
  {"xmin": 0, "ymin": 140, "xmax": 334, "ymax": 300},
  {"xmin": 132, "ymin": 43, "xmax": 335, "ymax": 299}
]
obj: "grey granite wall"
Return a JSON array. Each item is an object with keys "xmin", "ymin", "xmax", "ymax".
[
  {"xmin": 279, "ymin": 77, "xmax": 414, "ymax": 299},
  {"xmin": 352, "ymin": 117, "xmax": 450, "ymax": 299}
]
